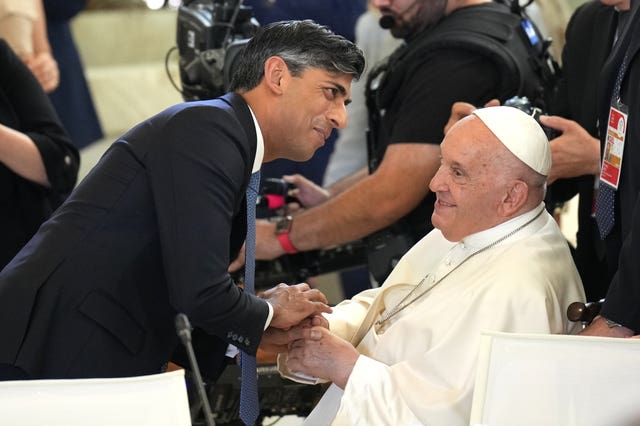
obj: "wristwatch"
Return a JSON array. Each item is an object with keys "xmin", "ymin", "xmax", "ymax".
[{"xmin": 274, "ymin": 215, "xmax": 298, "ymax": 254}]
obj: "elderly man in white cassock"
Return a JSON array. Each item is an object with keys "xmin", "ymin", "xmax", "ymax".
[{"xmin": 269, "ymin": 106, "xmax": 586, "ymax": 425}]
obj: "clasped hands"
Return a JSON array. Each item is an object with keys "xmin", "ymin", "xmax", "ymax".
[{"xmin": 259, "ymin": 289, "xmax": 359, "ymax": 389}]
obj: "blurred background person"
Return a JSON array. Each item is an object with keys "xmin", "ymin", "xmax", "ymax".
[
  {"xmin": 43, "ymin": 0, "xmax": 103, "ymax": 149},
  {"xmin": 0, "ymin": 39, "xmax": 79, "ymax": 270},
  {"xmin": 322, "ymin": 3, "xmax": 402, "ymax": 298},
  {"xmin": 0, "ymin": 0, "xmax": 60, "ymax": 93}
]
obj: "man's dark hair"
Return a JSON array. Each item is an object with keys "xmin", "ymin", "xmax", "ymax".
[{"xmin": 229, "ymin": 20, "xmax": 365, "ymax": 91}]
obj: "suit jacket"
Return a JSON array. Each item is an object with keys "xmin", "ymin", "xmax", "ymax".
[
  {"xmin": 598, "ymin": 1, "xmax": 640, "ymax": 331},
  {"xmin": 0, "ymin": 92, "xmax": 270, "ymax": 379},
  {"xmin": 548, "ymin": 1, "xmax": 618, "ymax": 300}
]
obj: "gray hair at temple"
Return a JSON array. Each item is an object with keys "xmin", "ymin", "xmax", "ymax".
[{"xmin": 229, "ymin": 20, "xmax": 366, "ymax": 92}]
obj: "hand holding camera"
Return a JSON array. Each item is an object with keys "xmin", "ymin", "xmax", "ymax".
[
  {"xmin": 538, "ymin": 115, "xmax": 601, "ymax": 184},
  {"xmin": 503, "ymin": 96, "xmax": 560, "ymax": 141}
]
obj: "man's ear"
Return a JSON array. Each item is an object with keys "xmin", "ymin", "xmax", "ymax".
[
  {"xmin": 263, "ymin": 56, "xmax": 289, "ymax": 95},
  {"xmin": 499, "ymin": 180, "xmax": 529, "ymax": 216}
]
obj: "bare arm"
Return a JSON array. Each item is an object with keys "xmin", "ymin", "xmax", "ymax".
[
  {"xmin": 0, "ymin": 123, "xmax": 49, "ymax": 186},
  {"xmin": 256, "ymin": 143, "xmax": 441, "ymax": 259},
  {"xmin": 325, "ymin": 167, "xmax": 368, "ymax": 196}
]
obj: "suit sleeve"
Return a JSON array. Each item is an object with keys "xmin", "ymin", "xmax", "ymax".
[
  {"xmin": 601, "ymin": 191, "xmax": 640, "ymax": 331},
  {"xmin": 147, "ymin": 105, "xmax": 269, "ymax": 355}
]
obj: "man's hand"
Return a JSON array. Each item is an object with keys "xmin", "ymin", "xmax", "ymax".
[
  {"xmin": 579, "ymin": 315, "xmax": 634, "ymax": 338},
  {"xmin": 260, "ymin": 315, "xmax": 329, "ymax": 353},
  {"xmin": 283, "ymin": 174, "xmax": 330, "ymax": 209},
  {"xmin": 444, "ymin": 99, "xmax": 500, "ymax": 135},
  {"xmin": 286, "ymin": 326, "xmax": 359, "ymax": 389},
  {"xmin": 262, "ymin": 283, "xmax": 332, "ymax": 330},
  {"xmin": 538, "ymin": 115, "xmax": 601, "ymax": 184}
]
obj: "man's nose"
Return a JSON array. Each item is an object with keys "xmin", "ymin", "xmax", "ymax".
[
  {"xmin": 429, "ymin": 166, "xmax": 445, "ymax": 192},
  {"xmin": 371, "ymin": 0, "xmax": 390, "ymax": 9},
  {"xmin": 329, "ymin": 102, "xmax": 348, "ymax": 129}
]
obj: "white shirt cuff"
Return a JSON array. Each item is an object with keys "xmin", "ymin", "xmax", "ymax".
[{"xmin": 264, "ymin": 300, "xmax": 274, "ymax": 330}]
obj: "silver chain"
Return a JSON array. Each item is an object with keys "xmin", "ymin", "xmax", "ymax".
[{"xmin": 374, "ymin": 208, "xmax": 545, "ymax": 333}]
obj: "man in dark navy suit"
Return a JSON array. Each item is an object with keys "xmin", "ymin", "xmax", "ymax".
[
  {"xmin": 0, "ymin": 20, "xmax": 365, "ymax": 380},
  {"xmin": 580, "ymin": 0, "xmax": 640, "ymax": 338},
  {"xmin": 538, "ymin": 0, "xmax": 630, "ymax": 301}
]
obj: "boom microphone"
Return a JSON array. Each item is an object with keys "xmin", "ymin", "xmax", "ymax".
[
  {"xmin": 378, "ymin": 0, "xmax": 421, "ymax": 30},
  {"xmin": 175, "ymin": 313, "xmax": 216, "ymax": 426},
  {"xmin": 379, "ymin": 14, "xmax": 395, "ymax": 29}
]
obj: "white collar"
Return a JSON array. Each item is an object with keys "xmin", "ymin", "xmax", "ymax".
[
  {"xmin": 247, "ymin": 106, "xmax": 264, "ymax": 173},
  {"xmin": 460, "ymin": 202, "xmax": 546, "ymax": 250}
]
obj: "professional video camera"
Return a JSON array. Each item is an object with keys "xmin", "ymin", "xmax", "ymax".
[
  {"xmin": 504, "ymin": 96, "xmax": 560, "ymax": 141},
  {"xmin": 176, "ymin": 0, "xmax": 259, "ymax": 101}
]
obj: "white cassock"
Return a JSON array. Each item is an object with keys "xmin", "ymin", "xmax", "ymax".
[{"xmin": 279, "ymin": 203, "xmax": 585, "ymax": 425}]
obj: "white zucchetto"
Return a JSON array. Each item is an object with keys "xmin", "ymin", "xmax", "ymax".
[{"xmin": 473, "ymin": 106, "xmax": 551, "ymax": 175}]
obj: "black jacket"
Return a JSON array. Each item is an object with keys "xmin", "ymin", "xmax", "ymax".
[
  {"xmin": 0, "ymin": 39, "xmax": 79, "ymax": 270},
  {"xmin": 598, "ymin": 0, "xmax": 640, "ymax": 331},
  {"xmin": 548, "ymin": 1, "xmax": 619, "ymax": 300}
]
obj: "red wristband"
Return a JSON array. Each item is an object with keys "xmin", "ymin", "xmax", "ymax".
[{"xmin": 277, "ymin": 231, "xmax": 298, "ymax": 254}]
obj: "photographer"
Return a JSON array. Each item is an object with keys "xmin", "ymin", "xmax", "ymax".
[{"xmin": 253, "ymin": 0, "xmax": 556, "ymax": 283}]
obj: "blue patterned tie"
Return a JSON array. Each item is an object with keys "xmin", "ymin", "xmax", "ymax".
[
  {"xmin": 595, "ymin": 48, "xmax": 631, "ymax": 239},
  {"xmin": 239, "ymin": 171, "xmax": 260, "ymax": 425}
]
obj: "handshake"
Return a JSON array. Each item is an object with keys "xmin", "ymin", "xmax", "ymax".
[
  {"xmin": 259, "ymin": 282, "xmax": 332, "ymax": 331},
  {"xmin": 257, "ymin": 283, "xmax": 359, "ymax": 389}
]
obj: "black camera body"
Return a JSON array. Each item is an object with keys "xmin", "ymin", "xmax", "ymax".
[
  {"xmin": 504, "ymin": 96, "xmax": 559, "ymax": 141},
  {"xmin": 177, "ymin": 0, "xmax": 259, "ymax": 101}
]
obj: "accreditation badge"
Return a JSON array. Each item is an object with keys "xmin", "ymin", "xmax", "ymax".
[{"xmin": 600, "ymin": 102, "xmax": 628, "ymax": 190}]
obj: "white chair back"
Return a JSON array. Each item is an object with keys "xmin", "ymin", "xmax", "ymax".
[
  {"xmin": 0, "ymin": 370, "xmax": 191, "ymax": 426},
  {"xmin": 470, "ymin": 331, "xmax": 640, "ymax": 426}
]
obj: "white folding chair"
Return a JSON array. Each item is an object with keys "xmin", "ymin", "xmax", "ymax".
[
  {"xmin": 0, "ymin": 370, "xmax": 191, "ymax": 426},
  {"xmin": 470, "ymin": 331, "xmax": 640, "ymax": 426}
]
